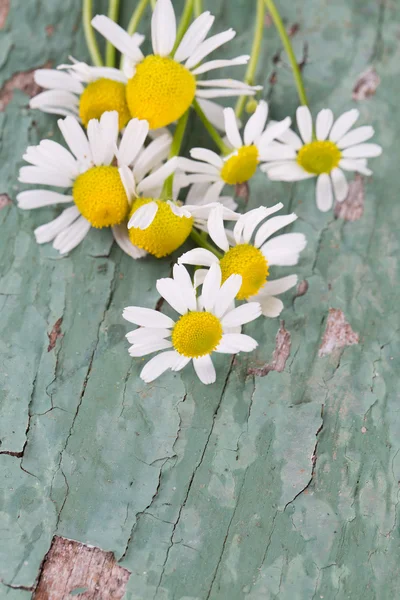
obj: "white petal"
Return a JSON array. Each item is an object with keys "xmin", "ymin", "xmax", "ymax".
[
  {"xmin": 29, "ymin": 90, "xmax": 79, "ymax": 112},
  {"xmin": 339, "ymin": 158, "xmax": 372, "ymax": 176},
  {"xmin": 91, "ymin": 15, "xmax": 144, "ymax": 62},
  {"xmin": 179, "ymin": 156, "xmax": 220, "ymax": 176},
  {"xmin": 258, "ymin": 274, "xmax": 298, "ymax": 297},
  {"xmin": 202, "ymin": 263, "xmax": 222, "ymax": 312},
  {"xmin": 174, "ymin": 11, "xmax": 215, "ymax": 62},
  {"xmin": 216, "ymin": 333, "xmax": 257, "ymax": 353},
  {"xmin": 265, "ymin": 162, "xmax": 314, "ymax": 182},
  {"xmin": 87, "ymin": 118, "xmax": 103, "ymax": 166},
  {"xmin": 261, "ymin": 233, "xmax": 307, "ymax": 266},
  {"xmin": 242, "ymin": 207, "xmax": 272, "ymax": 244},
  {"xmin": 99, "ymin": 110, "xmax": 119, "ymax": 165},
  {"xmin": 296, "ymin": 106, "xmax": 312, "ymax": 143},
  {"xmin": 341, "ymin": 143, "xmax": 382, "ymax": 158},
  {"xmin": 172, "ymin": 264, "xmax": 197, "ymax": 311},
  {"xmin": 128, "ymin": 202, "xmax": 158, "ymax": 230},
  {"xmin": 254, "ymin": 213, "xmax": 298, "ymax": 248},
  {"xmin": 222, "ymin": 302, "xmax": 261, "ymax": 328},
  {"xmin": 336, "ymin": 126, "xmax": 374, "ymax": 149},
  {"xmin": 329, "ymin": 109, "xmax": 359, "ymax": 142},
  {"xmin": 133, "ymin": 134, "xmax": 171, "ymax": 182},
  {"xmin": 118, "ymin": 118, "xmax": 149, "ymax": 166},
  {"xmin": 53, "ymin": 216, "xmax": 91, "ymax": 254},
  {"xmin": 276, "ymin": 127, "xmax": 303, "ymax": 150},
  {"xmin": 193, "ymin": 355, "xmax": 216, "ymax": 385},
  {"xmin": 178, "ymin": 248, "xmax": 218, "ymax": 267},
  {"xmin": 195, "ymin": 88, "xmax": 259, "ymax": 99},
  {"xmin": 185, "ymin": 29, "xmax": 236, "ymax": 69},
  {"xmin": 156, "ymin": 278, "xmax": 190, "ymax": 315},
  {"xmin": 126, "ymin": 327, "xmax": 171, "ymax": 344},
  {"xmin": 224, "ymin": 107, "xmax": 243, "ymax": 149},
  {"xmin": 171, "ymin": 355, "xmax": 192, "ymax": 372},
  {"xmin": 112, "ymin": 224, "xmax": 147, "ymax": 259},
  {"xmin": 214, "ymin": 274, "xmax": 242, "ymax": 319},
  {"xmin": 17, "ymin": 190, "xmax": 73, "ymax": 209},
  {"xmin": 152, "ymin": 0, "xmax": 176, "ymax": 56},
  {"xmin": 140, "ymin": 350, "xmax": 183, "ymax": 382},
  {"xmin": 258, "ymin": 141, "xmax": 297, "ymax": 162},
  {"xmin": 137, "ymin": 157, "xmax": 178, "ymax": 194},
  {"xmin": 257, "ymin": 117, "xmax": 292, "ymax": 153},
  {"xmin": 58, "ymin": 116, "xmax": 92, "ymax": 164},
  {"xmin": 316, "ymin": 109, "xmax": 334, "ymax": 141},
  {"xmin": 34, "ymin": 206, "xmax": 80, "ymax": 244},
  {"xmin": 192, "ymin": 55, "xmax": 249, "ymax": 75},
  {"xmin": 316, "ymin": 173, "xmax": 333, "ymax": 212},
  {"xmin": 197, "ymin": 98, "xmax": 231, "ymax": 133},
  {"xmin": 331, "ymin": 168, "xmax": 348, "ymax": 202},
  {"xmin": 18, "ymin": 166, "xmax": 73, "ymax": 188},
  {"xmin": 190, "ymin": 148, "xmax": 223, "ymax": 169},
  {"xmin": 118, "ymin": 166, "xmax": 136, "ymax": 203},
  {"xmin": 258, "ymin": 296, "xmax": 284, "ymax": 318},
  {"xmin": 129, "ymin": 339, "xmax": 173, "ymax": 357},
  {"xmin": 244, "ymin": 100, "xmax": 269, "ymax": 146},
  {"xmin": 207, "ymin": 204, "xmax": 230, "ymax": 251},
  {"xmin": 203, "ymin": 180, "xmax": 225, "ymax": 204},
  {"xmin": 34, "ymin": 68, "xmax": 84, "ymax": 93},
  {"xmin": 123, "ymin": 306, "xmax": 175, "ymax": 328},
  {"xmin": 197, "ymin": 78, "xmax": 260, "ymax": 89}
]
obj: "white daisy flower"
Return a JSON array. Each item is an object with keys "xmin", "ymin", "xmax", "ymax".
[
  {"xmin": 17, "ymin": 111, "xmax": 177, "ymax": 256},
  {"xmin": 91, "ymin": 0, "xmax": 261, "ymax": 130},
  {"xmin": 178, "ymin": 203, "xmax": 306, "ymax": 318},
  {"xmin": 123, "ymin": 263, "xmax": 261, "ymax": 384},
  {"xmin": 177, "ymin": 101, "xmax": 291, "ymax": 203},
  {"xmin": 261, "ymin": 106, "xmax": 383, "ymax": 212}
]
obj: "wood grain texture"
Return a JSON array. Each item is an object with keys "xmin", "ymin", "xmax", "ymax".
[
  {"xmin": 0, "ymin": 0, "xmax": 399, "ymax": 599},
  {"xmin": 33, "ymin": 536, "xmax": 130, "ymax": 600}
]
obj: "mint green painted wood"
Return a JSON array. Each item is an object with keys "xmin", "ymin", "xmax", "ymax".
[{"xmin": 0, "ymin": 0, "xmax": 399, "ymax": 598}]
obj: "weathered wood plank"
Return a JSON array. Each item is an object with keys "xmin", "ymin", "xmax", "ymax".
[{"xmin": 1, "ymin": 0, "xmax": 399, "ymax": 599}]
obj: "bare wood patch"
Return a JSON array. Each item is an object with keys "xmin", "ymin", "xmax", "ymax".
[
  {"xmin": 352, "ymin": 66, "xmax": 380, "ymax": 101},
  {"xmin": 248, "ymin": 321, "xmax": 291, "ymax": 377},
  {"xmin": 0, "ymin": 193, "xmax": 11, "ymax": 209},
  {"xmin": 47, "ymin": 317, "xmax": 63, "ymax": 352},
  {"xmin": 319, "ymin": 309, "xmax": 359, "ymax": 357},
  {"xmin": 0, "ymin": 62, "xmax": 51, "ymax": 112},
  {"xmin": 334, "ymin": 174, "xmax": 364, "ymax": 221},
  {"xmin": 0, "ymin": 0, "xmax": 10, "ymax": 29},
  {"xmin": 33, "ymin": 536, "xmax": 130, "ymax": 600}
]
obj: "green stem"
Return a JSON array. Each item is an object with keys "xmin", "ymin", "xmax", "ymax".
[
  {"xmin": 106, "ymin": 0, "xmax": 120, "ymax": 67},
  {"xmin": 174, "ymin": 0, "xmax": 195, "ymax": 53},
  {"xmin": 82, "ymin": 0, "xmax": 104, "ymax": 67},
  {"xmin": 190, "ymin": 228, "xmax": 223, "ymax": 259},
  {"xmin": 192, "ymin": 99, "xmax": 231, "ymax": 156},
  {"xmin": 162, "ymin": 109, "xmax": 190, "ymax": 199},
  {"xmin": 194, "ymin": 0, "xmax": 202, "ymax": 17},
  {"xmin": 127, "ymin": 0, "xmax": 149, "ymax": 35},
  {"xmin": 263, "ymin": 0, "xmax": 308, "ymax": 106},
  {"xmin": 235, "ymin": 0, "xmax": 264, "ymax": 118}
]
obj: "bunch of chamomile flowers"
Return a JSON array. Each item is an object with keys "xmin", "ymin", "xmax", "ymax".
[{"xmin": 18, "ymin": 0, "xmax": 382, "ymax": 384}]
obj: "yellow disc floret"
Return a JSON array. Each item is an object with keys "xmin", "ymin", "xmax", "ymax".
[
  {"xmin": 172, "ymin": 311, "xmax": 223, "ymax": 358},
  {"xmin": 126, "ymin": 55, "xmax": 196, "ymax": 130},
  {"xmin": 128, "ymin": 198, "xmax": 194, "ymax": 258},
  {"xmin": 297, "ymin": 140, "xmax": 341, "ymax": 174},
  {"xmin": 73, "ymin": 166, "xmax": 129, "ymax": 228},
  {"xmin": 79, "ymin": 78, "xmax": 131, "ymax": 130},
  {"xmin": 220, "ymin": 244, "xmax": 269, "ymax": 300},
  {"xmin": 221, "ymin": 145, "xmax": 259, "ymax": 185}
]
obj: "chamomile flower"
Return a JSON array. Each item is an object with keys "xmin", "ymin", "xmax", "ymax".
[
  {"xmin": 179, "ymin": 203, "xmax": 306, "ymax": 318},
  {"xmin": 17, "ymin": 111, "xmax": 177, "ymax": 256},
  {"xmin": 123, "ymin": 263, "xmax": 261, "ymax": 384},
  {"xmin": 29, "ymin": 49, "xmax": 142, "ymax": 129},
  {"xmin": 261, "ymin": 106, "xmax": 382, "ymax": 212},
  {"xmin": 92, "ymin": 0, "xmax": 261, "ymax": 130},
  {"xmin": 178, "ymin": 101, "xmax": 291, "ymax": 202}
]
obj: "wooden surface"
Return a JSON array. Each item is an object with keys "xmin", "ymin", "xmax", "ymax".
[{"xmin": 0, "ymin": 0, "xmax": 399, "ymax": 598}]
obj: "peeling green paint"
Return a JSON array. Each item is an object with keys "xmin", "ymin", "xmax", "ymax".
[{"xmin": 0, "ymin": 0, "xmax": 399, "ymax": 598}]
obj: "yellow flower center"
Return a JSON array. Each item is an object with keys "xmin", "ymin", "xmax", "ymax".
[
  {"xmin": 220, "ymin": 244, "xmax": 269, "ymax": 300},
  {"xmin": 172, "ymin": 311, "xmax": 223, "ymax": 358},
  {"xmin": 128, "ymin": 198, "xmax": 194, "ymax": 258},
  {"xmin": 73, "ymin": 166, "xmax": 129, "ymax": 228},
  {"xmin": 297, "ymin": 140, "xmax": 341, "ymax": 174},
  {"xmin": 79, "ymin": 78, "xmax": 131, "ymax": 130},
  {"xmin": 220, "ymin": 145, "xmax": 259, "ymax": 185},
  {"xmin": 125, "ymin": 55, "xmax": 196, "ymax": 130}
]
